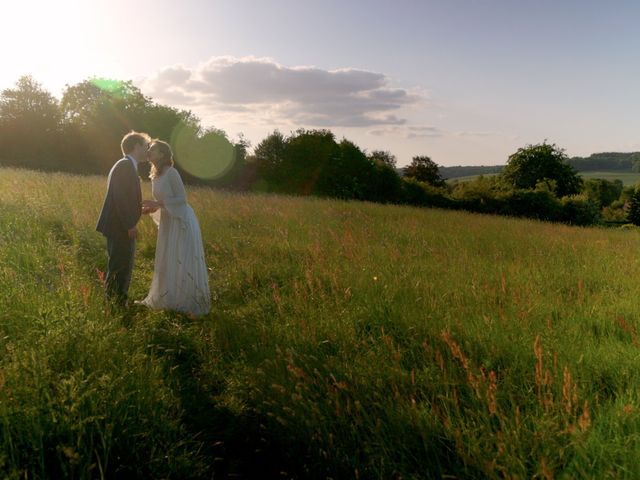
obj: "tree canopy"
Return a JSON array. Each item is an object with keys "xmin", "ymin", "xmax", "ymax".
[
  {"xmin": 404, "ymin": 155, "xmax": 446, "ymax": 188},
  {"xmin": 502, "ymin": 142, "xmax": 582, "ymax": 197}
]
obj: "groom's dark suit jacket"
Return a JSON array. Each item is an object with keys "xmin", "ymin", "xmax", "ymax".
[{"xmin": 96, "ymin": 156, "xmax": 142, "ymax": 238}]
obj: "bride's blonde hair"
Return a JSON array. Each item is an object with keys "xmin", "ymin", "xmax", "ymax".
[{"xmin": 149, "ymin": 140, "xmax": 174, "ymax": 179}]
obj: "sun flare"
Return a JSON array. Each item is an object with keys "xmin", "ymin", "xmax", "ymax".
[{"xmin": 1, "ymin": 1, "xmax": 111, "ymax": 94}]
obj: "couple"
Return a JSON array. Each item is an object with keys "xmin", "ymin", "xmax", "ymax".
[{"xmin": 96, "ymin": 131, "xmax": 211, "ymax": 317}]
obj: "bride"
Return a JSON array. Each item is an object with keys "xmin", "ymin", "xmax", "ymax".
[{"xmin": 139, "ymin": 140, "xmax": 211, "ymax": 316}]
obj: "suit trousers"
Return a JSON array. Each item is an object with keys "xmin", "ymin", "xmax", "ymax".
[{"xmin": 105, "ymin": 232, "xmax": 136, "ymax": 306}]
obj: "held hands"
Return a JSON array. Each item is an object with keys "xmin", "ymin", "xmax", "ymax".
[{"xmin": 141, "ymin": 199, "xmax": 162, "ymax": 215}]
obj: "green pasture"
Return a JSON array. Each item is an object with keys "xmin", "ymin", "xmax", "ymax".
[
  {"xmin": 447, "ymin": 170, "xmax": 640, "ymax": 186},
  {"xmin": 1, "ymin": 166, "xmax": 640, "ymax": 478},
  {"xmin": 578, "ymin": 171, "xmax": 640, "ymax": 186}
]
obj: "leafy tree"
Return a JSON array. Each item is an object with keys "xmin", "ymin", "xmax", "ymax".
[
  {"xmin": 401, "ymin": 177, "xmax": 453, "ymax": 208},
  {"xmin": 628, "ymin": 188, "xmax": 640, "ymax": 226},
  {"xmin": 582, "ymin": 178, "xmax": 623, "ymax": 207},
  {"xmin": 253, "ymin": 130, "xmax": 287, "ymax": 190},
  {"xmin": 60, "ymin": 78, "xmax": 152, "ymax": 172},
  {"xmin": 277, "ymin": 129, "xmax": 339, "ymax": 195},
  {"xmin": 366, "ymin": 160, "xmax": 403, "ymax": 203},
  {"xmin": 0, "ymin": 75, "xmax": 60, "ymax": 127},
  {"xmin": 368, "ymin": 150, "xmax": 396, "ymax": 168},
  {"xmin": 502, "ymin": 142, "xmax": 582, "ymax": 197},
  {"xmin": 404, "ymin": 155, "xmax": 446, "ymax": 188},
  {"xmin": 0, "ymin": 75, "xmax": 62, "ymax": 167},
  {"xmin": 316, "ymin": 139, "xmax": 375, "ymax": 199},
  {"xmin": 560, "ymin": 194, "xmax": 601, "ymax": 225},
  {"xmin": 140, "ymin": 104, "xmax": 200, "ymax": 144},
  {"xmin": 61, "ymin": 78, "xmax": 149, "ymax": 128}
]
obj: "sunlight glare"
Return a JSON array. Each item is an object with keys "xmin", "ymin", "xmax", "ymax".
[
  {"xmin": 0, "ymin": 1, "xmax": 109, "ymax": 94},
  {"xmin": 171, "ymin": 123, "xmax": 237, "ymax": 180}
]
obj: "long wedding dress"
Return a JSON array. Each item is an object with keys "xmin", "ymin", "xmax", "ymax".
[{"xmin": 141, "ymin": 167, "xmax": 211, "ymax": 316}]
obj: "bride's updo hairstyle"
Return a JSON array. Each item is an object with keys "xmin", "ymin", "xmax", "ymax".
[{"xmin": 149, "ymin": 140, "xmax": 175, "ymax": 179}]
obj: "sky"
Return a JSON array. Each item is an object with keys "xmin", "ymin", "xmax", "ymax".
[{"xmin": 2, "ymin": 0, "xmax": 640, "ymax": 167}]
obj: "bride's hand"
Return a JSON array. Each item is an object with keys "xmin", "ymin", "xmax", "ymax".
[
  {"xmin": 141, "ymin": 200, "xmax": 161, "ymax": 214},
  {"xmin": 142, "ymin": 200, "xmax": 162, "ymax": 209}
]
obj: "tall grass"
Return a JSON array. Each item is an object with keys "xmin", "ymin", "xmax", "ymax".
[{"xmin": 1, "ymin": 166, "xmax": 640, "ymax": 478}]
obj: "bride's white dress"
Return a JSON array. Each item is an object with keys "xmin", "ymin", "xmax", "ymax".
[{"xmin": 141, "ymin": 167, "xmax": 211, "ymax": 316}]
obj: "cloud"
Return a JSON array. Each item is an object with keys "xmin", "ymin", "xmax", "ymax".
[
  {"xmin": 368, "ymin": 125, "xmax": 445, "ymax": 138},
  {"xmin": 367, "ymin": 125, "xmax": 509, "ymax": 141},
  {"xmin": 138, "ymin": 56, "xmax": 423, "ymax": 128},
  {"xmin": 454, "ymin": 131, "xmax": 496, "ymax": 138}
]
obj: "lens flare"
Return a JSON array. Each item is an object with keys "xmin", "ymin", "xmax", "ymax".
[
  {"xmin": 90, "ymin": 78, "xmax": 127, "ymax": 99},
  {"xmin": 171, "ymin": 123, "xmax": 236, "ymax": 180}
]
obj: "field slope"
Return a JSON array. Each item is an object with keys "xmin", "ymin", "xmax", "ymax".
[{"xmin": 1, "ymin": 167, "xmax": 640, "ymax": 478}]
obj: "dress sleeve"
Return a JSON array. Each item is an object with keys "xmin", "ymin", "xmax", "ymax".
[
  {"xmin": 164, "ymin": 168, "xmax": 187, "ymax": 207},
  {"xmin": 161, "ymin": 168, "xmax": 189, "ymax": 224}
]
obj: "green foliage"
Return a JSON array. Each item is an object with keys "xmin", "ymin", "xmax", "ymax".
[
  {"xmin": 59, "ymin": 78, "xmax": 151, "ymax": 173},
  {"xmin": 582, "ymin": 178, "xmax": 623, "ymax": 207},
  {"xmin": 627, "ymin": 188, "xmax": 640, "ymax": 226},
  {"xmin": 366, "ymin": 159, "xmax": 403, "ymax": 203},
  {"xmin": 401, "ymin": 177, "xmax": 454, "ymax": 208},
  {"xmin": 601, "ymin": 203, "xmax": 627, "ymax": 223},
  {"xmin": 315, "ymin": 139, "xmax": 374, "ymax": 199},
  {"xmin": 0, "ymin": 74, "xmax": 615, "ymax": 228},
  {"xmin": 368, "ymin": 149, "xmax": 396, "ymax": 168},
  {"xmin": 0, "ymin": 75, "xmax": 247, "ymax": 189},
  {"xmin": 404, "ymin": 155, "xmax": 446, "ymax": 187},
  {"xmin": 440, "ymin": 164, "xmax": 504, "ymax": 180},
  {"xmin": 503, "ymin": 142, "xmax": 583, "ymax": 197},
  {"xmin": 559, "ymin": 194, "xmax": 602, "ymax": 226},
  {"xmin": 253, "ymin": 130, "xmax": 404, "ymax": 203},
  {"xmin": 568, "ymin": 151, "xmax": 640, "ymax": 172},
  {"xmin": 253, "ymin": 130, "xmax": 287, "ymax": 191},
  {"xmin": 0, "ymin": 76, "xmax": 61, "ymax": 168}
]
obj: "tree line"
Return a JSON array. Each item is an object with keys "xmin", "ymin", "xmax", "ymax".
[
  {"xmin": 0, "ymin": 75, "xmax": 637, "ymax": 227},
  {"xmin": 440, "ymin": 152, "xmax": 640, "ymax": 180}
]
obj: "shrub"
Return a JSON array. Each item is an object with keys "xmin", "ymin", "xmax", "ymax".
[{"xmin": 560, "ymin": 194, "xmax": 601, "ymax": 226}]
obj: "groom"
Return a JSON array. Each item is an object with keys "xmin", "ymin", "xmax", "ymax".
[{"xmin": 96, "ymin": 131, "xmax": 151, "ymax": 307}]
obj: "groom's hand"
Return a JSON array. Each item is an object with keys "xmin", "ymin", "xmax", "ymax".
[{"xmin": 128, "ymin": 226, "xmax": 138, "ymax": 240}]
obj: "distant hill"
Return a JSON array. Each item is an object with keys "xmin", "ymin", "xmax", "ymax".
[
  {"xmin": 438, "ymin": 165, "xmax": 504, "ymax": 179},
  {"xmin": 439, "ymin": 152, "xmax": 640, "ymax": 180},
  {"xmin": 567, "ymin": 152, "xmax": 640, "ymax": 172}
]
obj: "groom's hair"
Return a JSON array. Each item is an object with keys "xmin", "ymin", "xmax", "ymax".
[{"xmin": 121, "ymin": 131, "xmax": 151, "ymax": 155}]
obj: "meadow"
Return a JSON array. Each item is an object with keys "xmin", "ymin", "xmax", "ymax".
[
  {"xmin": 448, "ymin": 171, "xmax": 640, "ymax": 186},
  {"xmin": 2, "ymin": 166, "xmax": 640, "ymax": 478},
  {"xmin": 578, "ymin": 171, "xmax": 640, "ymax": 186}
]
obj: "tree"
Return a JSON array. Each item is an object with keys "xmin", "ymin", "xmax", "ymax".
[
  {"xmin": 257, "ymin": 129, "xmax": 339, "ymax": 195},
  {"xmin": 404, "ymin": 155, "xmax": 446, "ymax": 188},
  {"xmin": 583, "ymin": 178, "xmax": 623, "ymax": 207},
  {"xmin": 628, "ymin": 188, "xmax": 640, "ymax": 226},
  {"xmin": 368, "ymin": 150, "xmax": 396, "ymax": 168},
  {"xmin": 316, "ymin": 139, "xmax": 375, "ymax": 199},
  {"xmin": 140, "ymin": 103, "xmax": 200, "ymax": 143},
  {"xmin": 366, "ymin": 160, "xmax": 403, "ymax": 203},
  {"xmin": 502, "ymin": 142, "xmax": 582, "ymax": 197},
  {"xmin": 0, "ymin": 75, "xmax": 62, "ymax": 167},
  {"xmin": 253, "ymin": 130, "xmax": 287, "ymax": 190},
  {"xmin": 60, "ymin": 78, "xmax": 152, "ymax": 172},
  {"xmin": 0, "ymin": 76, "xmax": 60, "ymax": 126}
]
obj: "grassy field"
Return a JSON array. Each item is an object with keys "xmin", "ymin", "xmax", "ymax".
[
  {"xmin": 3, "ymin": 166, "xmax": 640, "ymax": 478},
  {"xmin": 448, "ymin": 170, "xmax": 640, "ymax": 186},
  {"xmin": 446, "ymin": 172, "xmax": 500, "ymax": 183},
  {"xmin": 578, "ymin": 171, "xmax": 640, "ymax": 186}
]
